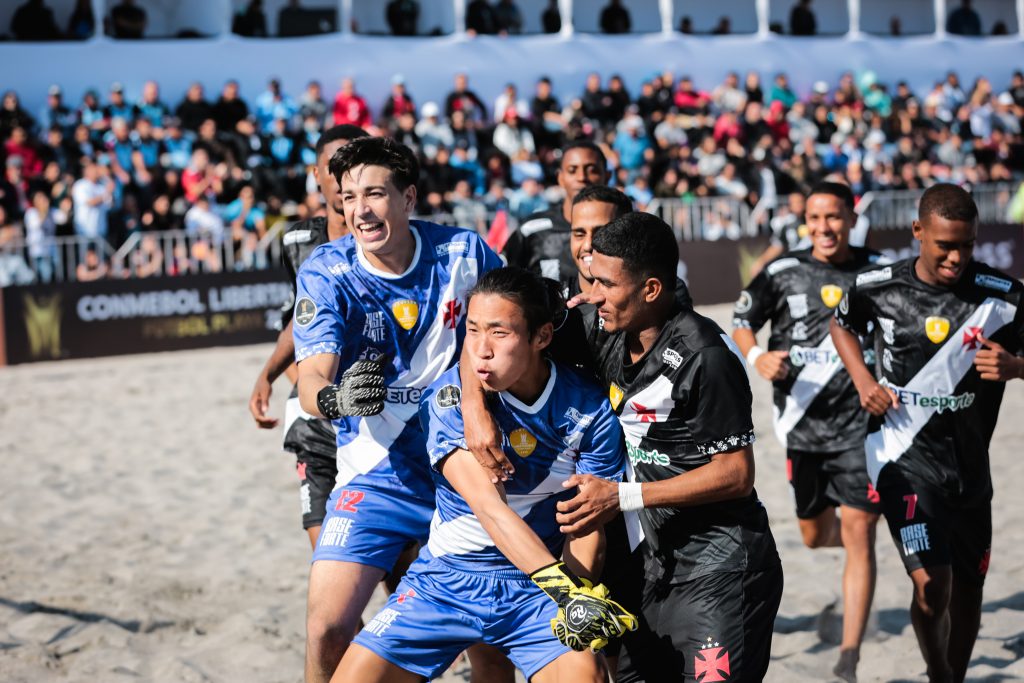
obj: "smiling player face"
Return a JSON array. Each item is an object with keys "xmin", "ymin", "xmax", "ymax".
[
  {"xmin": 912, "ymin": 214, "xmax": 976, "ymax": 287},
  {"xmin": 340, "ymin": 164, "xmax": 416, "ymax": 267},
  {"xmin": 805, "ymin": 193, "xmax": 853, "ymax": 263},
  {"xmin": 570, "ymin": 200, "xmax": 619, "ymax": 282}
]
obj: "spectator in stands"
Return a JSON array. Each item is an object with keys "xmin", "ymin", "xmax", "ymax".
[
  {"xmin": 380, "ymin": 75, "xmax": 416, "ymax": 128},
  {"xmin": 946, "ymin": 0, "xmax": 981, "ymax": 35},
  {"xmin": 613, "ymin": 116, "xmax": 650, "ymax": 176},
  {"xmin": 493, "ymin": 83, "xmax": 526, "ymax": 124},
  {"xmin": 493, "ymin": 108, "xmax": 535, "ymax": 159},
  {"xmin": 72, "ymin": 159, "xmax": 114, "ymax": 244},
  {"xmin": 109, "ymin": 0, "xmax": 147, "ymax": 39},
  {"xmin": 214, "ymin": 80, "xmax": 250, "ymax": 133},
  {"xmin": 542, "ymin": 0, "xmax": 561, "ymax": 33},
  {"xmin": 387, "ymin": 0, "xmax": 419, "ymax": 36},
  {"xmin": 444, "ymin": 73, "xmax": 488, "ymax": 127},
  {"xmin": 744, "ymin": 72, "xmax": 764, "ymax": 104},
  {"xmin": 678, "ymin": 16, "xmax": 693, "ymax": 33},
  {"xmin": 607, "ymin": 75, "xmax": 632, "ymax": 123},
  {"xmin": 10, "ymin": 0, "xmax": 61, "ymax": 41},
  {"xmin": 183, "ymin": 194, "xmax": 224, "ymax": 241},
  {"xmin": 466, "ymin": 0, "xmax": 498, "ymax": 35},
  {"xmin": 176, "ymin": 83, "xmax": 213, "ymax": 133},
  {"xmin": 331, "ymin": 78, "xmax": 372, "ymax": 129},
  {"xmin": 599, "ymin": 0, "xmax": 631, "ymax": 33},
  {"xmin": 140, "ymin": 194, "xmax": 181, "ymax": 232},
  {"xmin": 768, "ymin": 73, "xmax": 797, "ymax": 108},
  {"xmin": 298, "ymin": 80, "xmax": 328, "ymax": 128},
  {"xmin": 255, "ymin": 78, "xmax": 298, "ymax": 134},
  {"xmin": 23, "ymin": 189, "xmax": 64, "ymax": 282},
  {"xmin": 5, "ymin": 127, "xmax": 42, "ymax": 178},
  {"xmin": 1, "ymin": 91, "xmax": 36, "ymax": 140},
  {"xmin": 415, "ymin": 102, "xmax": 454, "ymax": 158},
  {"xmin": 711, "ymin": 16, "xmax": 732, "ymax": 35},
  {"xmin": 67, "ymin": 0, "xmax": 95, "ymax": 39},
  {"xmin": 495, "ymin": 0, "xmax": 523, "ymax": 34},
  {"xmin": 581, "ymin": 72, "xmax": 614, "ymax": 129},
  {"xmin": 181, "ymin": 148, "xmax": 222, "ymax": 203},
  {"xmin": 712, "ymin": 72, "xmax": 747, "ymax": 113},
  {"xmin": 530, "ymin": 77, "xmax": 563, "ymax": 150},
  {"xmin": 233, "ymin": 0, "xmax": 268, "ymax": 37},
  {"xmin": 136, "ymin": 81, "xmax": 169, "ymax": 126},
  {"xmin": 674, "ymin": 75, "xmax": 710, "ymax": 114},
  {"xmin": 450, "ymin": 179, "xmax": 488, "ymax": 233},
  {"xmin": 277, "ymin": 0, "xmax": 304, "ymax": 36},
  {"xmin": 76, "ymin": 245, "xmax": 109, "ymax": 281},
  {"xmin": 508, "ymin": 176, "xmax": 548, "ymax": 222},
  {"xmin": 0, "ymin": 157, "xmax": 29, "ymax": 222},
  {"xmin": 105, "ymin": 83, "xmax": 136, "ymax": 123},
  {"xmin": 789, "ymin": 0, "xmax": 817, "ymax": 35},
  {"xmin": 38, "ymin": 86, "xmax": 77, "ymax": 139}
]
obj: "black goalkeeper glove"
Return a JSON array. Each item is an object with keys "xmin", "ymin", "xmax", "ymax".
[
  {"xmin": 316, "ymin": 359, "xmax": 386, "ymax": 418},
  {"xmin": 529, "ymin": 561, "xmax": 638, "ymax": 652}
]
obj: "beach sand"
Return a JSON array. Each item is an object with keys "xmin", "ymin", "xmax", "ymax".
[{"xmin": 1, "ymin": 303, "xmax": 1022, "ymax": 682}]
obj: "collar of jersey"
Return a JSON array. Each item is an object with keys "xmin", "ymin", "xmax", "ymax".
[
  {"xmin": 499, "ymin": 360, "xmax": 557, "ymax": 415},
  {"xmin": 355, "ymin": 223, "xmax": 422, "ymax": 280}
]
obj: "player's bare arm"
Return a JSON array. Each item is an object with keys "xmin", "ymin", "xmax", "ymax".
[
  {"xmin": 458, "ymin": 345, "xmax": 515, "ymax": 483},
  {"xmin": 732, "ymin": 326, "xmax": 790, "ymax": 382},
  {"xmin": 297, "ymin": 353, "xmax": 340, "ymax": 418},
  {"xmin": 556, "ymin": 447, "xmax": 755, "ymax": 535},
  {"xmin": 249, "ymin": 318, "xmax": 297, "ymax": 428},
  {"xmin": 830, "ymin": 318, "xmax": 897, "ymax": 416},
  {"xmin": 973, "ymin": 333, "xmax": 1024, "ymax": 381}
]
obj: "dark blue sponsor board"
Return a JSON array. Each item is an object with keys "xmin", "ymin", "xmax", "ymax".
[{"xmin": 1, "ymin": 269, "xmax": 288, "ymax": 365}]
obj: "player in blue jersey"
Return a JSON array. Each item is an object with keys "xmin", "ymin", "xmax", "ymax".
[
  {"xmin": 293, "ymin": 137, "xmax": 504, "ymax": 683},
  {"xmin": 333, "ymin": 267, "xmax": 636, "ymax": 682}
]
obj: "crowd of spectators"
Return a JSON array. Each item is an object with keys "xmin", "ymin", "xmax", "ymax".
[{"xmin": 1, "ymin": 65, "xmax": 1023, "ymax": 284}]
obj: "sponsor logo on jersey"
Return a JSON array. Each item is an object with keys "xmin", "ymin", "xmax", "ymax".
[
  {"xmin": 662, "ymin": 348, "xmax": 683, "ymax": 370},
  {"xmin": 392, "ymin": 299, "xmax": 419, "ymax": 330},
  {"xmin": 282, "ymin": 229, "xmax": 312, "ymax": 245},
  {"xmin": 962, "ymin": 326, "xmax": 983, "ymax": 351},
  {"xmin": 882, "ymin": 348, "xmax": 894, "ymax": 372},
  {"xmin": 884, "ymin": 383, "xmax": 976, "ymax": 413},
  {"xmin": 975, "ymin": 273, "xmax": 1012, "ymax": 292},
  {"xmin": 789, "ymin": 345, "xmax": 839, "ymax": 367},
  {"xmin": 820, "ymin": 284, "xmax": 843, "ymax": 309},
  {"xmin": 609, "ymin": 383, "xmax": 624, "ymax": 410},
  {"xmin": 733, "ymin": 291, "xmax": 752, "ymax": 314},
  {"xmin": 564, "ymin": 407, "xmax": 594, "ymax": 429},
  {"xmin": 519, "ymin": 217, "xmax": 554, "ymax": 237},
  {"xmin": 435, "ymin": 241, "xmax": 469, "ymax": 257},
  {"xmin": 363, "ymin": 608, "xmax": 402, "ymax": 637},
  {"xmin": 787, "ymin": 293, "xmax": 808, "ymax": 319},
  {"xmin": 925, "ymin": 316, "xmax": 950, "ymax": 344},
  {"xmin": 328, "ymin": 261, "xmax": 351, "ymax": 276},
  {"xmin": 442, "ymin": 299, "xmax": 462, "ymax": 330},
  {"xmin": 900, "ymin": 523, "xmax": 930, "ymax": 555},
  {"xmin": 387, "ymin": 387, "xmax": 423, "ymax": 404},
  {"xmin": 791, "ymin": 321, "xmax": 809, "ymax": 341},
  {"xmin": 767, "ymin": 257, "xmax": 799, "ymax": 276},
  {"xmin": 856, "ymin": 267, "xmax": 892, "ymax": 286},
  {"xmin": 435, "ymin": 384, "xmax": 461, "ymax": 409},
  {"xmin": 625, "ymin": 441, "xmax": 670, "ymax": 467},
  {"xmin": 509, "ymin": 428, "xmax": 537, "ymax": 457},
  {"xmin": 295, "ymin": 297, "xmax": 317, "ymax": 326},
  {"xmin": 318, "ymin": 516, "xmax": 353, "ymax": 548},
  {"xmin": 363, "ymin": 311, "xmax": 386, "ymax": 343},
  {"xmin": 695, "ymin": 638, "xmax": 730, "ymax": 683},
  {"xmin": 878, "ymin": 317, "xmax": 896, "ymax": 344}
]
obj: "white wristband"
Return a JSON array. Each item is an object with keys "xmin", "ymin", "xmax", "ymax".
[
  {"xmin": 618, "ymin": 482, "xmax": 645, "ymax": 512},
  {"xmin": 746, "ymin": 345, "xmax": 765, "ymax": 367}
]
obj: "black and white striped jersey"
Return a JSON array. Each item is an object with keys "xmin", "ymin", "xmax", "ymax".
[
  {"xmin": 733, "ymin": 247, "xmax": 885, "ymax": 453},
  {"xmin": 835, "ymin": 258, "xmax": 1024, "ymax": 501},
  {"xmin": 594, "ymin": 304, "xmax": 780, "ymax": 583}
]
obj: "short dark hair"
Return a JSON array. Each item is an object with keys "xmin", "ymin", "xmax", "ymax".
[
  {"xmin": 315, "ymin": 124, "xmax": 369, "ymax": 158},
  {"xmin": 561, "ymin": 140, "xmax": 607, "ymax": 172},
  {"xmin": 808, "ymin": 181, "xmax": 855, "ymax": 211},
  {"xmin": 919, "ymin": 183, "xmax": 978, "ymax": 224},
  {"xmin": 329, "ymin": 136, "xmax": 419, "ymax": 192},
  {"xmin": 591, "ymin": 212, "xmax": 678, "ymax": 287},
  {"xmin": 571, "ymin": 185, "xmax": 633, "ymax": 218},
  {"xmin": 468, "ymin": 266, "xmax": 565, "ymax": 337}
]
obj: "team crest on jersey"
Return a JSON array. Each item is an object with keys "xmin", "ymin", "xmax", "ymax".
[
  {"xmin": 820, "ymin": 285, "xmax": 843, "ymax": 309},
  {"xmin": 925, "ymin": 316, "xmax": 950, "ymax": 344},
  {"xmin": 328, "ymin": 261, "xmax": 352, "ymax": 276},
  {"xmin": 295, "ymin": 297, "xmax": 317, "ymax": 326},
  {"xmin": 509, "ymin": 428, "xmax": 537, "ymax": 457},
  {"xmin": 391, "ymin": 299, "xmax": 419, "ymax": 330},
  {"xmin": 695, "ymin": 637, "xmax": 730, "ymax": 682},
  {"xmin": 797, "ymin": 224, "xmax": 809, "ymax": 239},
  {"xmin": 733, "ymin": 291, "xmax": 752, "ymax": 314},
  {"xmin": 609, "ymin": 383, "xmax": 624, "ymax": 410},
  {"xmin": 435, "ymin": 384, "xmax": 461, "ymax": 409}
]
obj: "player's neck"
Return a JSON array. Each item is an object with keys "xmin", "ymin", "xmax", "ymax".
[
  {"xmin": 811, "ymin": 245, "xmax": 852, "ymax": 265},
  {"xmin": 363, "ymin": 225, "xmax": 416, "ymax": 275},
  {"xmin": 326, "ymin": 209, "xmax": 347, "ymax": 241},
  {"xmin": 506, "ymin": 357, "xmax": 551, "ymax": 405},
  {"xmin": 625, "ymin": 299, "xmax": 672, "ymax": 362},
  {"xmin": 561, "ymin": 201, "xmax": 572, "ymax": 224}
]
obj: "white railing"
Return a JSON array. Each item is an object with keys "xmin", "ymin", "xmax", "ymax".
[
  {"xmin": 646, "ymin": 197, "xmax": 756, "ymax": 242},
  {"xmin": 858, "ymin": 182, "xmax": 1020, "ymax": 229}
]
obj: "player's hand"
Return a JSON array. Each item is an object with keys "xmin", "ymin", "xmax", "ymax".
[
  {"xmin": 973, "ymin": 333, "xmax": 1024, "ymax": 381},
  {"xmin": 556, "ymin": 474, "xmax": 619, "ymax": 536},
  {"xmin": 249, "ymin": 375, "xmax": 278, "ymax": 428},
  {"xmin": 463, "ymin": 398, "xmax": 514, "ymax": 483},
  {"xmin": 754, "ymin": 350, "xmax": 789, "ymax": 381},
  {"xmin": 565, "ymin": 291, "xmax": 597, "ymax": 309},
  {"xmin": 316, "ymin": 359, "xmax": 386, "ymax": 418},
  {"xmin": 854, "ymin": 378, "xmax": 898, "ymax": 416},
  {"xmin": 530, "ymin": 562, "xmax": 637, "ymax": 652}
]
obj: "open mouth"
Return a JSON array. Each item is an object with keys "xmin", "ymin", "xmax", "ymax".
[{"xmin": 358, "ymin": 222, "xmax": 385, "ymax": 240}]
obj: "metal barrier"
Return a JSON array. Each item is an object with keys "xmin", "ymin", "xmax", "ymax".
[
  {"xmin": 646, "ymin": 197, "xmax": 756, "ymax": 242},
  {"xmin": 858, "ymin": 182, "xmax": 1020, "ymax": 228}
]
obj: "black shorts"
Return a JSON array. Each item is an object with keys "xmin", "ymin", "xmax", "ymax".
[
  {"xmin": 787, "ymin": 446, "xmax": 883, "ymax": 519},
  {"xmin": 296, "ymin": 448, "xmax": 337, "ymax": 530},
  {"xmin": 876, "ymin": 466, "xmax": 992, "ymax": 586},
  {"xmin": 616, "ymin": 564, "xmax": 783, "ymax": 683}
]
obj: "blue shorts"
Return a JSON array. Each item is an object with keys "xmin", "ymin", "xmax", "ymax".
[
  {"xmin": 311, "ymin": 484, "xmax": 434, "ymax": 572},
  {"xmin": 353, "ymin": 557, "xmax": 573, "ymax": 679}
]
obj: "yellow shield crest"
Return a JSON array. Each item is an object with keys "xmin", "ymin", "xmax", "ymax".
[
  {"xmin": 609, "ymin": 383, "xmax": 624, "ymax": 410},
  {"xmin": 391, "ymin": 300, "xmax": 419, "ymax": 330},
  {"xmin": 509, "ymin": 428, "xmax": 537, "ymax": 457},
  {"xmin": 820, "ymin": 285, "xmax": 843, "ymax": 309},
  {"xmin": 925, "ymin": 316, "xmax": 950, "ymax": 344},
  {"xmin": 797, "ymin": 224, "xmax": 809, "ymax": 239}
]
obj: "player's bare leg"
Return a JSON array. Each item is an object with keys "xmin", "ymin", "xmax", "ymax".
[
  {"xmin": 306, "ymin": 525, "xmax": 320, "ymax": 549},
  {"xmin": 908, "ymin": 566, "xmax": 954, "ymax": 683},
  {"xmin": 798, "ymin": 506, "xmax": 842, "ymax": 549},
  {"xmin": 946, "ymin": 576, "xmax": 983, "ymax": 683},
  {"xmin": 530, "ymin": 649, "xmax": 606, "ymax": 683},
  {"xmin": 467, "ymin": 643, "xmax": 516, "ymax": 683},
  {"xmin": 331, "ymin": 642, "xmax": 424, "ymax": 683},
  {"xmin": 833, "ymin": 505, "xmax": 880, "ymax": 682},
  {"xmin": 306, "ymin": 560, "xmax": 386, "ymax": 683}
]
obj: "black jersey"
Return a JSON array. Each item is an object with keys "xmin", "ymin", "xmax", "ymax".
[
  {"xmin": 733, "ymin": 248, "xmax": 886, "ymax": 452},
  {"xmin": 280, "ymin": 217, "xmax": 337, "ymax": 459},
  {"xmin": 594, "ymin": 304, "xmax": 780, "ymax": 583},
  {"xmin": 835, "ymin": 258, "xmax": 1024, "ymax": 501},
  {"xmin": 502, "ymin": 203, "xmax": 575, "ymax": 282}
]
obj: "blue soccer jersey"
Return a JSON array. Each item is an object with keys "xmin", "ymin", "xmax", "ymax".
[
  {"xmin": 419, "ymin": 361, "xmax": 627, "ymax": 573},
  {"xmin": 293, "ymin": 220, "xmax": 503, "ymax": 500}
]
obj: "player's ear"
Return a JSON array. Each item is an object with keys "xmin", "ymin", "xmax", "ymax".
[
  {"xmin": 911, "ymin": 219, "xmax": 923, "ymax": 241},
  {"xmin": 403, "ymin": 183, "xmax": 417, "ymax": 212},
  {"xmin": 533, "ymin": 322, "xmax": 554, "ymax": 351},
  {"xmin": 312, "ymin": 164, "xmax": 322, "ymax": 190},
  {"xmin": 642, "ymin": 277, "xmax": 663, "ymax": 304}
]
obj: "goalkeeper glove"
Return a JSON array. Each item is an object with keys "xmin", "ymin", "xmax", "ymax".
[
  {"xmin": 317, "ymin": 359, "xmax": 386, "ymax": 418},
  {"xmin": 529, "ymin": 561, "xmax": 638, "ymax": 652}
]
